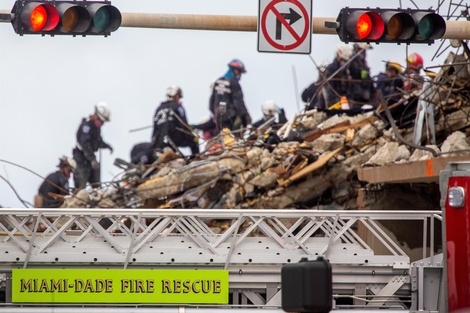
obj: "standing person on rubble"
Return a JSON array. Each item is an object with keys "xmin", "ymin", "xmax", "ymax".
[
  {"xmin": 152, "ymin": 85, "xmax": 199, "ymax": 156},
  {"xmin": 301, "ymin": 59, "xmax": 329, "ymax": 110},
  {"xmin": 323, "ymin": 44, "xmax": 352, "ymax": 108},
  {"xmin": 348, "ymin": 43, "xmax": 376, "ymax": 107},
  {"xmin": 404, "ymin": 52, "xmax": 425, "ymax": 91},
  {"xmin": 34, "ymin": 157, "xmax": 76, "ymax": 208},
  {"xmin": 374, "ymin": 61, "xmax": 404, "ymax": 105},
  {"xmin": 209, "ymin": 59, "xmax": 252, "ymax": 132},
  {"xmin": 73, "ymin": 102, "xmax": 113, "ymax": 190}
]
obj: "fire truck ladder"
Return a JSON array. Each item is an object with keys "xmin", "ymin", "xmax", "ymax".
[{"xmin": 0, "ymin": 209, "xmax": 443, "ymax": 312}]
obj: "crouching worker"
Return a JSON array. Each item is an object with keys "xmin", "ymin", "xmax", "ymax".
[
  {"xmin": 34, "ymin": 157, "xmax": 76, "ymax": 208},
  {"xmin": 253, "ymin": 100, "xmax": 287, "ymax": 148}
]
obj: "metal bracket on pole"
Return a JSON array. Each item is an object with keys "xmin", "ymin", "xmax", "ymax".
[{"xmin": 0, "ymin": 13, "xmax": 12, "ymax": 22}]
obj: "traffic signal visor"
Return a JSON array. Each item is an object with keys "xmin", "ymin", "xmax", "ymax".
[
  {"xmin": 21, "ymin": 2, "xmax": 59, "ymax": 32},
  {"xmin": 334, "ymin": 7, "xmax": 446, "ymax": 44}
]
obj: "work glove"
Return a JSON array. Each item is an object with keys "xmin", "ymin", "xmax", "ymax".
[
  {"xmin": 103, "ymin": 142, "xmax": 113, "ymax": 154},
  {"xmin": 91, "ymin": 159, "xmax": 100, "ymax": 171}
]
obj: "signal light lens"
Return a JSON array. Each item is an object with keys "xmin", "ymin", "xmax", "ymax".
[
  {"xmin": 30, "ymin": 5, "xmax": 47, "ymax": 31},
  {"xmin": 28, "ymin": 3, "xmax": 59, "ymax": 31},
  {"xmin": 364, "ymin": 12, "xmax": 384, "ymax": 40},
  {"xmin": 94, "ymin": 7, "xmax": 110, "ymax": 33},
  {"xmin": 413, "ymin": 12, "xmax": 446, "ymax": 40},
  {"xmin": 419, "ymin": 16, "xmax": 434, "ymax": 39},
  {"xmin": 86, "ymin": 3, "xmax": 121, "ymax": 34},
  {"xmin": 387, "ymin": 15, "xmax": 403, "ymax": 39},
  {"xmin": 356, "ymin": 13, "xmax": 372, "ymax": 39},
  {"xmin": 62, "ymin": 8, "xmax": 79, "ymax": 32},
  {"xmin": 57, "ymin": 4, "xmax": 91, "ymax": 33}
]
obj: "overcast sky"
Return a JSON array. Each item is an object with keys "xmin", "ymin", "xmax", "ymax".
[{"xmin": 0, "ymin": 0, "xmax": 458, "ymax": 207}]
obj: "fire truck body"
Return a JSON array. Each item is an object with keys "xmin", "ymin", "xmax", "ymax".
[{"xmin": 2, "ymin": 160, "xmax": 470, "ymax": 312}]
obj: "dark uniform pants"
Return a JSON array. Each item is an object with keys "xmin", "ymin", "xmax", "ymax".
[{"xmin": 73, "ymin": 148, "xmax": 100, "ymax": 189}]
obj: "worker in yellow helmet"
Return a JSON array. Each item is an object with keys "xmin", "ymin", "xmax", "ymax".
[{"xmin": 373, "ymin": 61, "xmax": 405, "ymax": 105}]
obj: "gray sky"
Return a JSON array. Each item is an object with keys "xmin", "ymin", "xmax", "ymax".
[{"xmin": 0, "ymin": 0, "xmax": 457, "ymax": 207}]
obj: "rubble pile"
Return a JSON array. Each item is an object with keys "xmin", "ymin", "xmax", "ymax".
[{"xmin": 63, "ymin": 52, "xmax": 470, "ymax": 210}]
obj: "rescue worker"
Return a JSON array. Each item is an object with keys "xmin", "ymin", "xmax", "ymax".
[
  {"xmin": 374, "ymin": 61, "xmax": 404, "ymax": 105},
  {"xmin": 191, "ymin": 115, "xmax": 218, "ymax": 140},
  {"xmin": 301, "ymin": 59, "xmax": 329, "ymax": 110},
  {"xmin": 73, "ymin": 102, "xmax": 113, "ymax": 189},
  {"xmin": 252, "ymin": 100, "xmax": 287, "ymax": 130},
  {"xmin": 348, "ymin": 43, "xmax": 376, "ymax": 107},
  {"xmin": 130, "ymin": 142, "xmax": 156, "ymax": 165},
  {"xmin": 323, "ymin": 44, "xmax": 352, "ymax": 108},
  {"xmin": 152, "ymin": 85, "xmax": 199, "ymax": 155},
  {"xmin": 404, "ymin": 52, "xmax": 424, "ymax": 91},
  {"xmin": 34, "ymin": 157, "xmax": 76, "ymax": 208},
  {"xmin": 251, "ymin": 100, "xmax": 287, "ymax": 148},
  {"xmin": 209, "ymin": 59, "xmax": 252, "ymax": 132}
]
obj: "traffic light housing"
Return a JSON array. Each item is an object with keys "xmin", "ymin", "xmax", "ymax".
[
  {"xmin": 332, "ymin": 7, "xmax": 446, "ymax": 44},
  {"xmin": 11, "ymin": 0, "xmax": 121, "ymax": 36}
]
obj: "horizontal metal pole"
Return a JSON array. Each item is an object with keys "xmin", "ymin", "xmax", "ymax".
[
  {"xmin": 121, "ymin": 13, "xmax": 337, "ymax": 34},
  {"xmin": 0, "ymin": 10, "xmax": 469, "ymax": 39}
]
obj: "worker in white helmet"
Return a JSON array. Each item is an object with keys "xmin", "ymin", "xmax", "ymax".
[
  {"xmin": 152, "ymin": 86, "xmax": 199, "ymax": 156},
  {"xmin": 72, "ymin": 102, "xmax": 113, "ymax": 190},
  {"xmin": 323, "ymin": 44, "xmax": 352, "ymax": 108},
  {"xmin": 252, "ymin": 100, "xmax": 287, "ymax": 130}
]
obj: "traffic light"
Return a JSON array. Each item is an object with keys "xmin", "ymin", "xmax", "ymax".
[
  {"xmin": 331, "ymin": 7, "xmax": 446, "ymax": 44},
  {"xmin": 11, "ymin": 0, "xmax": 121, "ymax": 36}
]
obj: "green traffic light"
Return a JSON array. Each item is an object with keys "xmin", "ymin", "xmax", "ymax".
[
  {"xmin": 418, "ymin": 15, "xmax": 434, "ymax": 39},
  {"xmin": 93, "ymin": 7, "xmax": 110, "ymax": 33}
]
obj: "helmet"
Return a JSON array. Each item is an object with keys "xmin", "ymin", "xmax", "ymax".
[
  {"xmin": 318, "ymin": 59, "xmax": 329, "ymax": 72},
  {"xmin": 166, "ymin": 85, "xmax": 183, "ymax": 98},
  {"xmin": 261, "ymin": 100, "xmax": 278, "ymax": 117},
  {"xmin": 95, "ymin": 102, "xmax": 111, "ymax": 122},
  {"xmin": 336, "ymin": 44, "xmax": 352, "ymax": 61},
  {"xmin": 386, "ymin": 61, "xmax": 403, "ymax": 73},
  {"xmin": 58, "ymin": 156, "xmax": 77, "ymax": 172},
  {"xmin": 354, "ymin": 42, "xmax": 373, "ymax": 50},
  {"xmin": 407, "ymin": 52, "xmax": 424, "ymax": 70},
  {"xmin": 228, "ymin": 59, "xmax": 246, "ymax": 73}
]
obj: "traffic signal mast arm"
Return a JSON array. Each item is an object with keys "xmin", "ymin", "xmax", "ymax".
[
  {"xmin": 1, "ymin": 9, "xmax": 470, "ymax": 40},
  {"xmin": 122, "ymin": 13, "xmax": 470, "ymax": 41}
]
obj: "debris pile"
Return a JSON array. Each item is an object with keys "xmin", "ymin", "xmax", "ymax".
[{"xmin": 62, "ymin": 52, "xmax": 470, "ymax": 210}]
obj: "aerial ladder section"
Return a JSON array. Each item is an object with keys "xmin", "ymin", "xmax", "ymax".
[{"xmin": 0, "ymin": 209, "xmax": 443, "ymax": 312}]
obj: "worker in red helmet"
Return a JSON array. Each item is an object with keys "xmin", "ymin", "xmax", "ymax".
[
  {"xmin": 209, "ymin": 59, "xmax": 252, "ymax": 132},
  {"xmin": 404, "ymin": 52, "xmax": 424, "ymax": 91}
]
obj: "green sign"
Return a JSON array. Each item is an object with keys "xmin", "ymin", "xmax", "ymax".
[{"xmin": 12, "ymin": 269, "xmax": 228, "ymax": 304}]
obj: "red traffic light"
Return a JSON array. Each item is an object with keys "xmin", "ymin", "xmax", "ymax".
[
  {"xmin": 353, "ymin": 11, "xmax": 384, "ymax": 40},
  {"xmin": 20, "ymin": 2, "xmax": 59, "ymax": 32},
  {"xmin": 334, "ymin": 7, "xmax": 446, "ymax": 44},
  {"xmin": 11, "ymin": 0, "xmax": 121, "ymax": 36}
]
